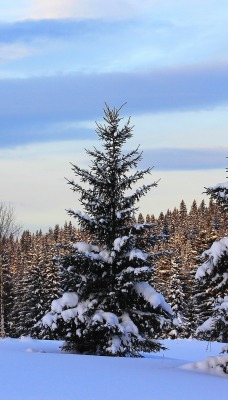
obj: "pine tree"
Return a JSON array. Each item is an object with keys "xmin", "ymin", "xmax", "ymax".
[{"xmin": 41, "ymin": 104, "xmax": 172, "ymax": 356}]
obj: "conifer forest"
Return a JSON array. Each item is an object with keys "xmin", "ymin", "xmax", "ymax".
[{"xmin": 0, "ymin": 106, "xmax": 227, "ymax": 356}]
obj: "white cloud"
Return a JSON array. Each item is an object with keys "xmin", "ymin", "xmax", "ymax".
[
  {"xmin": 1, "ymin": 0, "xmax": 226, "ymax": 23},
  {"xmin": 26, "ymin": 0, "xmax": 74, "ymax": 20},
  {"xmin": 0, "ymin": 0, "xmax": 30, "ymax": 22},
  {"xmin": 26, "ymin": 0, "xmax": 157, "ymax": 20},
  {"xmin": 0, "ymin": 44, "xmax": 33, "ymax": 63}
]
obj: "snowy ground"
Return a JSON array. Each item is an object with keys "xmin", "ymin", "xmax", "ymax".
[{"xmin": 0, "ymin": 337, "xmax": 227, "ymax": 400}]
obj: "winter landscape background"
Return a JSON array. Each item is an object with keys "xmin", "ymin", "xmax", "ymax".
[
  {"xmin": 0, "ymin": 1, "xmax": 228, "ymax": 399},
  {"xmin": 0, "ymin": 102, "xmax": 227, "ymax": 399}
]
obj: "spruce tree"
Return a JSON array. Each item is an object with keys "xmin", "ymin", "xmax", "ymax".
[
  {"xmin": 205, "ymin": 164, "xmax": 228, "ymax": 211},
  {"xmin": 195, "ymin": 163, "xmax": 228, "ymax": 341},
  {"xmin": 41, "ymin": 104, "xmax": 172, "ymax": 356},
  {"xmin": 0, "ymin": 236, "xmax": 14, "ymax": 337},
  {"xmin": 32, "ymin": 234, "xmax": 61, "ymax": 339},
  {"xmin": 166, "ymin": 260, "xmax": 189, "ymax": 338}
]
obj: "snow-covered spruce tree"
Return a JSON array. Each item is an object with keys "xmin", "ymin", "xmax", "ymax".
[
  {"xmin": 195, "ymin": 164, "xmax": 228, "ymax": 342},
  {"xmin": 166, "ymin": 260, "xmax": 189, "ymax": 338},
  {"xmin": 41, "ymin": 105, "xmax": 172, "ymax": 356},
  {"xmin": 205, "ymin": 166, "xmax": 228, "ymax": 211},
  {"xmin": 0, "ymin": 236, "xmax": 14, "ymax": 337}
]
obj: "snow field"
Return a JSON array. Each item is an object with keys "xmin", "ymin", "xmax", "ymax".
[{"xmin": 0, "ymin": 338, "xmax": 227, "ymax": 400}]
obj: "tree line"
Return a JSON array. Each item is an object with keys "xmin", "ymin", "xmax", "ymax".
[{"xmin": 0, "ymin": 183, "xmax": 227, "ymax": 341}]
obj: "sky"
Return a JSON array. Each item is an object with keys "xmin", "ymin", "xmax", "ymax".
[{"xmin": 0, "ymin": 0, "xmax": 227, "ymax": 232}]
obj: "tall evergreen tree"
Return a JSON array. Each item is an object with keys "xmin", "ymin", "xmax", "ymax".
[
  {"xmin": 165, "ymin": 260, "xmax": 189, "ymax": 338},
  {"xmin": 0, "ymin": 236, "xmax": 14, "ymax": 337},
  {"xmin": 195, "ymin": 163, "xmax": 228, "ymax": 341},
  {"xmin": 32, "ymin": 234, "xmax": 61, "ymax": 339},
  {"xmin": 205, "ymin": 163, "xmax": 228, "ymax": 210},
  {"xmin": 41, "ymin": 105, "xmax": 172, "ymax": 356}
]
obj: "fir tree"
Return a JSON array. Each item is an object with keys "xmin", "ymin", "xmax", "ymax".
[{"xmin": 41, "ymin": 104, "xmax": 172, "ymax": 356}]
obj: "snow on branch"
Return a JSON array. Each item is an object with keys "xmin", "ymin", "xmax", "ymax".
[
  {"xmin": 67, "ymin": 209, "xmax": 95, "ymax": 226},
  {"xmin": 129, "ymin": 249, "xmax": 148, "ymax": 261},
  {"xmin": 134, "ymin": 282, "xmax": 172, "ymax": 314},
  {"xmin": 211, "ymin": 181, "xmax": 228, "ymax": 191},
  {"xmin": 73, "ymin": 241, "xmax": 100, "ymax": 254},
  {"xmin": 196, "ymin": 296, "xmax": 228, "ymax": 340},
  {"xmin": 73, "ymin": 241, "xmax": 114, "ymax": 263},
  {"xmin": 113, "ymin": 236, "xmax": 129, "ymax": 251},
  {"xmin": 206, "ymin": 180, "xmax": 228, "ymax": 209},
  {"xmin": 195, "ymin": 237, "xmax": 228, "ymax": 279}
]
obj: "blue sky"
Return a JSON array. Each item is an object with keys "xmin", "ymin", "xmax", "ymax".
[{"xmin": 0, "ymin": 0, "xmax": 227, "ymax": 231}]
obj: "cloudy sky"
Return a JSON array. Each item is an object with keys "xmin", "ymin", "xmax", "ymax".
[{"xmin": 0, "ymin": 0, "xmax": 227, "ymax": 232}]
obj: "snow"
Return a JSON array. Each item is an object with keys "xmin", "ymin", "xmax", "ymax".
[
  {"xmin": 41, "ymin": 312, "xmax": 57, "ymax": 329},
  {"xmin": 133, "ymin": 223, "xmax": 146, "ymax": 230},
  {"xmin": 42, "ymin": 292, "xmax": 81, "ymax": 327},
  {"xmin": 51, "ymin": 292, "xmax": 79, "ymax": 313},
  {"xmin": 209, "ymin": 180, "xmax": 228, "ymax": 206},
  {"xmin": 182, "ymin": 354, "xmax": 228, "ymax": 377},
  {"xmin": 90, "ymin": 311, "xmax": 143, "ymax": 354},
  {"xmin": 121, "ymin": 312, "xmax": 139, "ymax": 335},
  {"xmin": 134, "ymin": 282, "xmax": 172, "ymax": 314},
  {"xmin": 73, "ymin": 241, "xmax": 116, "ymax": 263},
  {"xmin": 113, "ymin": 236, "xmax": 129, "ymax": 251},
  {"xmin": 221, "ymin": 344, "xmax": 228, "ymax": 353},
  {"xmin": 92, "ymin": 310, "xmax": 119, "ymax": 326},
  {"xmin": 72, "ymin": 209, "xmax": 94, "ymax": 222},
  {"xmin": 218, "ymin": 296, "xmax": 228, "ymax": 311},
  {"xmin": 99, "ymin": 249, "xmax": 113, "ymax": 263},
  {"xmin": 197, "ymin": 296, "xmax": 228, "ymax": 335},
  {"xmin": 106, "ymin": 335, "xmax": 122, "ymax": 354},
  {"xmin": 197, "ymin": 317, "xmax": 214, "ymax": 333},
  {"xmin": 44, "ymin": 296, "xmax": 151, "ymax": 334},
  {"xmin": 125, "ymin": 266, "xmax": 149, "ymax": 275},
  {"xmin": 73, "ymin": 241, "xmax": 93, "ymax": 252},
  {"xmin": 129, "ymin": 248, "xmax": 148, "ymax": 261},
  {"xmin": 0, "ymin": 338, "xmax": 227, "ymax": 400},
  {"xmin": 195, "ymin": 236, "xmax": 228, "ymax": 279},
  {"xmin": 72, "ymin": 239, "xmax": 149, "ymax": 264},
  {"xmin": 211, "ymin": 181, "xmax": 228, "ymax": 190},
  {"xmin": 73, "ymin": 241, "xmax": 100, "ymax": 254},
  {"xmin": 61, "ymin": 308, "xmax": 78, "ymax": 322}
]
